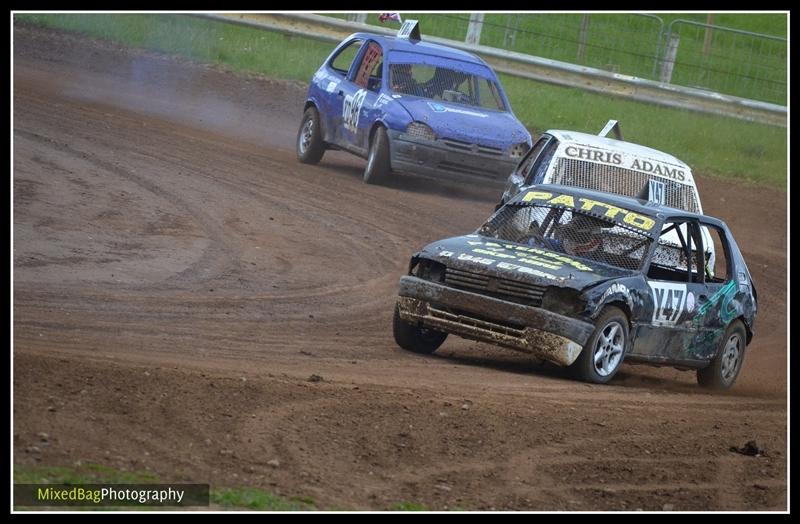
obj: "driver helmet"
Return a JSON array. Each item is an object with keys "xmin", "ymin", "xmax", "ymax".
[{"xmin": 560, "ymin": 215, "xmax": 604, "ymax": 256}]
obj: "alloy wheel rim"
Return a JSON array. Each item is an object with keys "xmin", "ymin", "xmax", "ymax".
[
  {"xmin": 299, "ymin": 119, "xmax": 313, "ymax": 154},
  {"xmin": 720, "ymin": 334, "xmax": 741, "ymax": 382},
  {"xmin": 593, "ymin": 321, "xmax": 624, "ymax": 377}
]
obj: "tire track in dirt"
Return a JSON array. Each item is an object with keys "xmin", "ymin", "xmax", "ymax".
[{"xmin": 13, "ymin": 24, "xmax": 787, "ymax": 511}]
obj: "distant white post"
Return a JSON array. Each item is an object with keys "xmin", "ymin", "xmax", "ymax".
[
  {"xmin": 350, "ymin": 13, "xmax": 368, "ymax": 24},
  {"xmin": 660, "ymin": 33, "xmax": 681, "ymax": 84},
  {"xmin": 465, "ymin": 13, "xmax": 484, "ymax": 46}
]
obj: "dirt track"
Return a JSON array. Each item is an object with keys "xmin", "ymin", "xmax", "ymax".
[{"xmin": 13, "ymin": 25, "xmax": 787, "ymax": 511}]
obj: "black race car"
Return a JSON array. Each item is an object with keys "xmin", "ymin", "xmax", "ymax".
[{"xmin": 394, "ymin": 185, "xmax": 757, "ymax": 388}]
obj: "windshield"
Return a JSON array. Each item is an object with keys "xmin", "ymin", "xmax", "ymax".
[
  {"xmin": 479, "ymin": 202, "xmax": 654, "ymax": 272},
  {"xmin": 388, "ymin": 62, "xmax": 506, "ymax": 111}
]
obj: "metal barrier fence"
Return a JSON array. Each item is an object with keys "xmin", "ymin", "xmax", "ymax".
[
  {"xmin": 198, "ymin": 13, "xmax": 785, "ymax": 126},
  {"xmin": 340, "ymin": 13, "xmax": 787, "ymax": 106},
  {"xmin": 659, "ymin": 19, "xmax": 787, "ymax": 105}
]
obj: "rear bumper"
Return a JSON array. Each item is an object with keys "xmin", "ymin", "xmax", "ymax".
[
  {"xmin": 388, "ymin": 130, "xmax": 518, "ymax": 184},
  {"xmin": 396, "ymin": 276, "xmax": 595, "ymax": 366}
]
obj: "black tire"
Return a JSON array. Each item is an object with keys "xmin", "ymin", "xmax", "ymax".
[
  {"xmin": 393, "ymin": 304, "xmax": 447, "ymax": 354},
  {"xmin": 363, "ymin": 126, "xmax": 391, "ymax": 184},
  {"xmin": 697, "ymin": 320, "xmax": 747, "ymax": 390},
  {"xmin": 570, "ymin": 306, "xmax": 629, "ymax": 384},
  {"xmin": 296, "ymin": 107, "xmax": 325, "ymax": 164}
]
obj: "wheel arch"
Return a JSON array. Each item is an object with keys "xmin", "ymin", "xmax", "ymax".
[
  {"xmin": 734, "ymin": 315, "xmax": 753, "ymax": 345},
  {"xmin": 368, "ymin": 120, "xmax": 388, "ymax": 144}
]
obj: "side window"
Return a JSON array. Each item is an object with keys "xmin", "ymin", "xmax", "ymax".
[
  {"xmin": 477, "ymin": 79, "xmax": 505, "ymax": 111},
  {"xmin": 648, "ymin": 221, "xmax": 703, "ymax": 283},
  {"xmin": 703, "ymin": 225, "xmax": 731, "ymax": 283},
  {"xmin": 517, "ymin": 136, "xmax": 548, "ymax": 180},
  {"xmin": 330, "ymin": 39, "xmax": 364, "ymax": 76},
  {"xmin": 353, "ymin": 42, "xmax": 383, "ymax": 91},
  {"xmin": 528, "ymin": 139, "xmax": 559, "ymax": 185}
]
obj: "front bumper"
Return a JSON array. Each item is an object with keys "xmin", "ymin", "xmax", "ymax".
[
  {"xmin": 388, "ymin": 130, "xmax": 519, "ymax": 184},
  {"xmin": 396, "ymin": 276, "xmax": 595, "ymax": 366}
]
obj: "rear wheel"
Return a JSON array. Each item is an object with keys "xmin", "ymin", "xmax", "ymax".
[
  {"xmin": 571, "ymin": 306, "xmax": 628, "ymax": 384},
  {"xmin": 364, "ymin": 126, "xmax": 391, "ymax": 184},
  {"xmin": 296, "ymin": 107, "xmax": 325, "ymax": 164},
  {"xmin": 697, "ymin": 320, "xmax": 747, "ymax": 390},
  {"xmin": 393, "ymin": 305, "xmax": 447, "ymax": 354}
]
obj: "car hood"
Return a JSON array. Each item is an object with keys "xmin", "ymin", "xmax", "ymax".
[
  {"xmin": 416, "ymin": 235, "xmax": 636, "ymax": 291},
  {"xmin": 394, "ymin": 97, "xmax": 529, "ymax": 150}
]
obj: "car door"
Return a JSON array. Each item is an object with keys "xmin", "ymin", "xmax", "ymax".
[
  {"xmin": 324, "ymin": 37, "xmax": 365, "ymax": 147},
  {"xmin": 684, "ymin": 220, "xmax": 741, "ymax": 362},
  {"xmin": 632, "ymin": 219, "xmax": 709, "ymax": 365},
  {"xmin": 345, "ymin": 40, "xmax": 385, "ymax": 153},
  {"xmin": 334, "ymin": 40, "xmax": 383, "ymax": 154}
]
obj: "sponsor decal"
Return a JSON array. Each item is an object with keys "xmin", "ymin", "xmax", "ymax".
[
  {"xmin": 343, "ymin": 89, "xmax": 368, "ymax": 133},
  {"xmin": 601, "ymin": 283, "xmax": 630, "ymax": 304},
  {"xmin": 496, "ymin": 261, "xmax": 562, "ymax": 281},
  {"xmin": 462, "ymin": 240, "xmax": 593, "ymax": 273},
  {"xmin": 648, "ymin": 282, "xmax": 690, "ymax": 327},
  {"xmin": 561, "ymin": 145, "xmax": 688, "ymax": 183},
  {"xmin": 457, "ymin": 253, "xmax": 494, "ymax": 265},
  {"xmin": 648, "ymin": 179, "xmax": 666, "ymax": 205},
  {"xmin": 697, "ymin": 280, "xmax": 737, "ymax": 323},
  {"xmin": 684, "ymin": 280, "xmax": 738, "ymax": 356},
  {"xmin": 425, "ymin": 102, "xmax": 488, "ymax": 118},
  {"xmin": 631, "ymin": 158, "xmax": 686, "ymax": 182},
  {"xmin": 565, "ymin": 146, "xmax": 622, "ymax": 165},
  {"xmin": 521, "ymin": 191, "xmax": 657, "ymax": 232},
  {"xmin": 374, "ymin": 93, "xmax": 393, "ymax": 107},
  {"xmin": 435, "ymin": 247, "xmax": 563, "ymax": 281},
  {"xmin": 326, "ymin": 81, "xmax": 338, "ymax": 93}
]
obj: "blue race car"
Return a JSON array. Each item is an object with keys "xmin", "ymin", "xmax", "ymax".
[{"xmin": 296, "ymin": 23, "xmax": 532, "ymax": 184}]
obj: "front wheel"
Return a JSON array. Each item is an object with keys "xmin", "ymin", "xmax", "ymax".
[
  {"xmin": 364, "ymin": 126, "xmax": 391, "ymax": 184},
  {"xmin": 570, "ymin": 306, "xmax": 629, "ymax": 384},
  {"xmin": 697, "ymin": 320, "xmax": 747, "ymax": 390},
  {"xmin": 393, "ymin": 305, "xmax": 447, "ymax": 354},
  {"xmin": 296, "ymin": 107, "xmax": 325, "ymax": 164}
]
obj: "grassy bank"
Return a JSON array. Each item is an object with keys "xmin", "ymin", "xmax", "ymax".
[
  {"xmin": 333, "ymin": 12, "xmax": 787, "ymax": 104},
  {"xmin": 14, "ymin": 463, "xmax": 443, "ymax": 511},
  {"xmin": 14, "ymin": 463, "xmax": 316, "ymax": 511},
  {"xmin": 14, "ymin": 13, "xmax": 787, "ymax": 190}
]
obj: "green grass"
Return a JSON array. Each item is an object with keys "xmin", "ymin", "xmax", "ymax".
[
  {"xmin": 16, "ymin": 13, "xmax": 334, "ymax": 83},
  {"xmin": 500, "ymin": 73, "xmax": 787, "ymax": 189},
  {"xmin": 14, "ymin": 463, "xmax": 319, "ymax": 511},
  {"xmin": 14, "ymin": 464, "xmax": 163, "ymax": 511},
  {"xmin": 211, "ymin": 488, "xmax": 316, "ymax": 511},
  {"xmin": 14, "ymin": 13, "xmax": 786, "ymax": 190},
  {"xmin": 331, "ymin": 12, "xmax": 787, "ymax": 104},
  {"xmin": 389, "ymin": 501, "xmax": 430, "ymax": 511}
]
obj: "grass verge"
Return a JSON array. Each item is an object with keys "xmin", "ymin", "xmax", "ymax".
[
  {"xmin": 14, "ymin": 13, "xmax": 786, "ymax": 190},
  {"xmin": 14, "ymin": 463, "xmax": 317, "ymax": 511}
]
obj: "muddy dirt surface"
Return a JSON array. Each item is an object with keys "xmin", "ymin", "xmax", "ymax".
[{"xmin": 13, "ymin": 25, "xmax": 787, "ymax": 511}]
